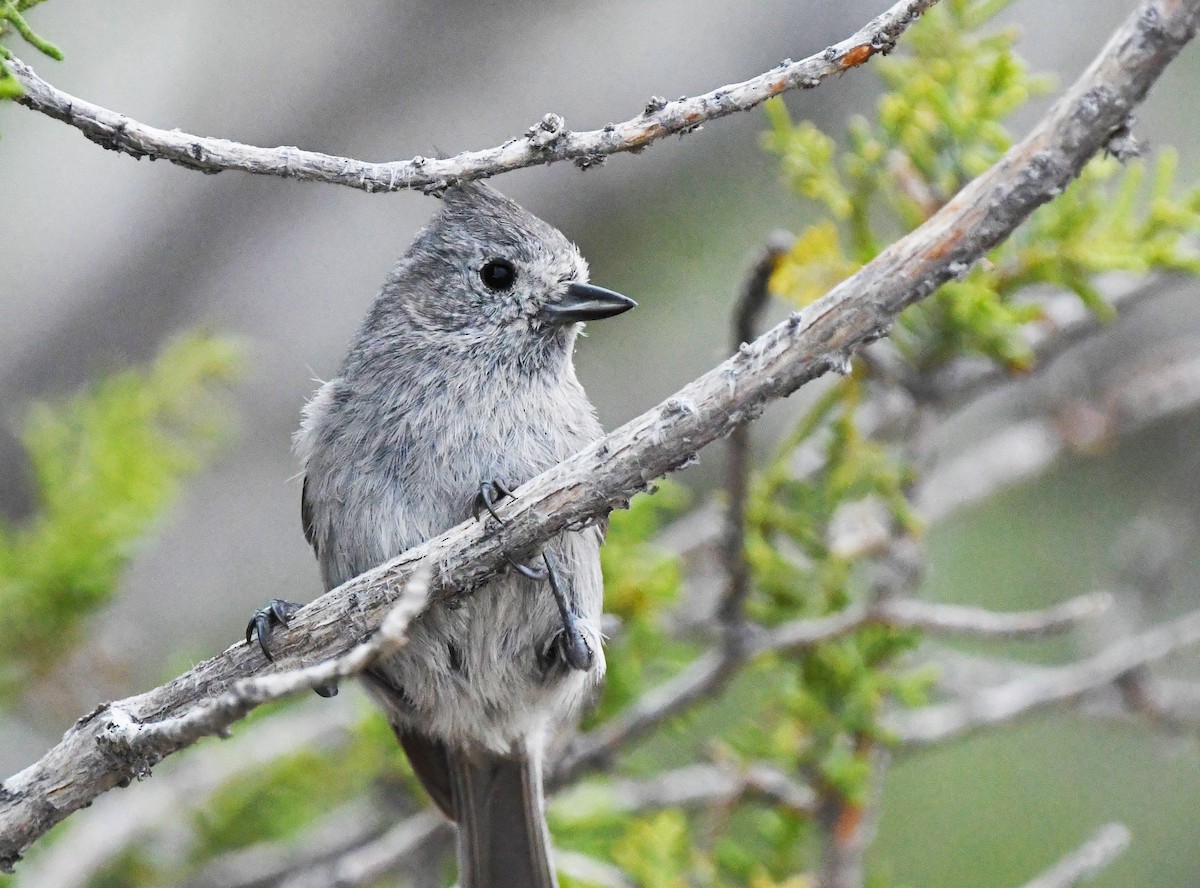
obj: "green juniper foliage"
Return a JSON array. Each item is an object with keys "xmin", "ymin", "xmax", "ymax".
[
  {"xmin": 0, "ymin": 334, "xmax": 241, "ymax": 700},
  {"xmin": 0, "ymin": 0, "xmax": 60, "ymax": 101},
  {"xmin": 590, "ymin": 482, "xmax": 693, "ymax": 726},
  {"xmin": 764, "ymin": 0, "xmax": 1200, "ymax": 371}
]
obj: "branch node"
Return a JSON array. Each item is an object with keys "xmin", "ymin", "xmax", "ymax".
[
  {"xmin": 662, "ymin": 397, "xmax": 697, "ymax": 419},
  {"xmin": 526, "ymin": 113, "xmax": 566, "ymax": 148},
  {"xmin": 643, "ymin": 95, "xmax": 668, "ymax": 115},
  {"xmin": 1104, "ymin": 115, "xmax": 1143, "ymax": 161},
  {"xmin": 95, "ymin": 709, "xmax": 159, "ymax": 782}
]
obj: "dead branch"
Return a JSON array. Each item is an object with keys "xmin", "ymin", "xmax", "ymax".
[
  {"xmin": 6, "ymin": 0, "xmax": 937, "ymax": 193},
  {"xmin": 891, "ymin": 607, "xmax": 1200, "ymax": 747},
  {"xmin": 720, "ymin": 233, "xmax": 795, "ymax": 639}
]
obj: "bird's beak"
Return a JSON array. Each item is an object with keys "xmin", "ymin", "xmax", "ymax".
[{"xmin": 539, "ymin": 282, "xmax": 636, "ymax": 326}]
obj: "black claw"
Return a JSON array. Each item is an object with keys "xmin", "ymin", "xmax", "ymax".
[
  {"xmin": 246, "ymin": 598, "xmax": 302, "ymax": 663},
  {"xmin": 556, "ymin": 625, "xmax": 595, "ymax": 672},
  {"xmin": 472, "ymin": 478, "xmax": 517, "ymax": 524},
  {"xmin": 246, "ymin": 599, "xmax": 340, "ymax": 698}
]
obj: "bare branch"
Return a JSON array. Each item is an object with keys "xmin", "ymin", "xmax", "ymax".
[
  {"xmin": 274, "ymin": 809, "xmax": 450, "ymax": 888},
  {"xmin": 3, "ymin": 0, "xmax": 1197, "ymax": 867},
  {"xmin": 919, "ymin": 346, "xmax": 1200, "ymax": 523},
  {"xmin": 891, "ymin": 608, "xmax": 1200, "ymax": 747},
  {"xmin": 6, "ymin": 0, "xmax": 937, "ymax": 192},
  {"xmin": 557, "ymin": 649, "xmax": 737, "ymax": 783},
  {"xmin": 1018, "ymin": 823, "xmax": 1131, "ymax": 888},
  {"xmin": 876, "ymin": 593, "xmax": 1115, "ymax": 640},
  {"xmin": 595, "ymin": 761, "xmax": 818, "ymax": 817},
  {"xmin": 559, "ymin": 592, "xmax": 1109, "ymax": 779}
]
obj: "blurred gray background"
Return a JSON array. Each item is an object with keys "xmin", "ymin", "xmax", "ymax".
[{"xmin": 2, "ymin": 1, "xmax": 1199, "ymax": 886}]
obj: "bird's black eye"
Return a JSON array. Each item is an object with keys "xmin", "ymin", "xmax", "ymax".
[{"xmin": 480, "ymin": 259, "xmax": 517, "ymax": 291}]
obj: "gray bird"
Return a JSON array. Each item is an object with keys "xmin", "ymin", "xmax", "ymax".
[{"xmin": 256, "ymin": 182, "xmax": 634, "ymax": 888}]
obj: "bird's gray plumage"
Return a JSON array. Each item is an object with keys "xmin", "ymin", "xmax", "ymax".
[{"xmin": 294, "ymin": 182, "xmax": 619, "ymax": 888}]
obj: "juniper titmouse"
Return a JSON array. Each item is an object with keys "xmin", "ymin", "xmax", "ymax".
[{"xmin": 266, "ymin": 182, "xmax": 634, "ymax": 888}]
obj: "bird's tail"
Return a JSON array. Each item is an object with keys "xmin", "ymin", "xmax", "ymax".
[
  {"xmin": 398, "ymin": 728, "xmax": 557, "ymax": 888},
  {"xmin": 450, "ymin": 748, "xmax": 557, "ymax": 888}
]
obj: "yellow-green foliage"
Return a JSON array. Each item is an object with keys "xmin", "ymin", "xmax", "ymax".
[
  {"xmin": 0, "ymin": 334, "xmax": 241, "ymax": 699},
  {"xmin": 610, "ymin": 811, "xmax": 701, "ymax": 888},
  {"xmin": 764, "ymin": 0, "xmax": 1200, "ymax": 372},
  {"xmin": 589, "ymin": 482, "xmax": 692, "ymax": 726},
  {"xmin": 0, "ymin": 0, "xmax": 60, "ymax": 100},
  {"xmin": 737, "ymin": 375, "xmax": 928, "ymax": 815}
]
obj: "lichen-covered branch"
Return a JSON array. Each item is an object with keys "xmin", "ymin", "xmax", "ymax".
[
  {"xmin": 6, "ymin": 0, "xmax": 937, "ymax": 192},
  {"xmin": 2, "ymin": 0, "xmax": 1197, "ymax": 868}
]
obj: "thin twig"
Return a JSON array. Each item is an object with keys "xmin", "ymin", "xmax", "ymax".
[
  {"xmin": 3, "ymin": 0, "xmax": 1197, "ymax": 865},
  {"xmin": 6, "ymin": 0, "xmax": 938, "ymax": 193},
  {"xmin": 719, "ymin": 232, "xmax": 795, "ymax": 640},
  {"xmin": 1018, "ymin": 824, "xmax": 1131, "ymax": 888}
]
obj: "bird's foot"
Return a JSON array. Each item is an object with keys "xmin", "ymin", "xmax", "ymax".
[
  {"xmin": 472, "ymin": 478, "xmax": 517, "ymax": 525},
  {"xmin": 245, "ymin": 599, "xmax": 338, "ymax": 697},
  {"xmin": 246, "ymin": 599, "xmax": 300, "ymax": 662},
  {"xmin": 539, "ymin": 552, "xmax": 594, "ymax": 672},
  {"xmin": 472, "ymin": 478, "xmax": 593, "ymax": 673},
  {"xmin": 543, "ymin": 620, "xmax": 595, "ymax": 674}
]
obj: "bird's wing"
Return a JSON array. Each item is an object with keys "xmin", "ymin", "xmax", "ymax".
[{"xmin": 300, "ymin": 474, "xmax": 318, "ymax": 557}]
